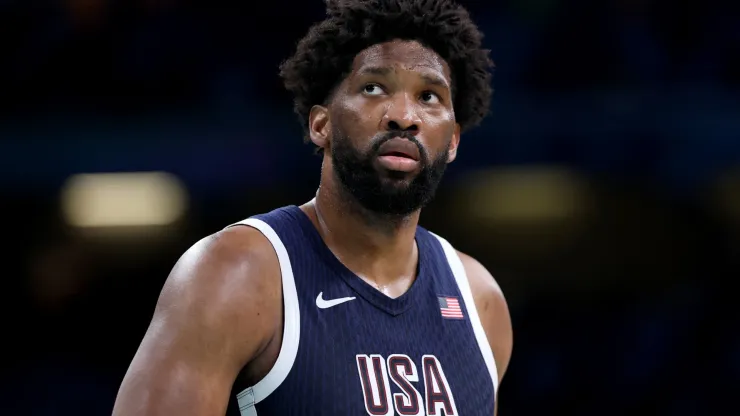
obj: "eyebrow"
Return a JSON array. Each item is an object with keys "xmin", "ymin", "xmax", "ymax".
[{"xmin": 357, "ymin": 65, "xmax": 450, "ymax": 90}]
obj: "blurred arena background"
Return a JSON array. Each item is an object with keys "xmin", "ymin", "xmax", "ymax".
[{"xmin": 1, "ymin": 0, "xmax": 738, "ymax": 415}]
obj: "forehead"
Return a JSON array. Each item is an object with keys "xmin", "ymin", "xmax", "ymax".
[{"xmin": 349, "ymin": 40, "xmax": 451, "ymax": 82}]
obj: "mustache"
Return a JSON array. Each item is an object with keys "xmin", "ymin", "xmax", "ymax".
[{"xmin": 370, "ymin": 131, "xmax": 425, "ymax": 159}]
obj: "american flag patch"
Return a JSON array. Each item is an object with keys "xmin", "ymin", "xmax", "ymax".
[{"xmin": 438, "ymin": 296, "xmax": 464, "ymax": 319}]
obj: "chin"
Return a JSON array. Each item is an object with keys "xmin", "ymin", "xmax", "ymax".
[
  {"xmin": 378, "ymin": 176, "xmax": 416, "ymax": 192},
  {"xmin": 378, "ymin": 168, "xmax": 418, "ymax": 181}
]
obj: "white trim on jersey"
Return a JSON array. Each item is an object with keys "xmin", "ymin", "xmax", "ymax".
[
  {"xmin": 229, "ymin": 218, "xmax": 301, "ymax": 416},
  {"xmin": 431, "ymin": 233, "xmax": 499, "ymax": 395}
]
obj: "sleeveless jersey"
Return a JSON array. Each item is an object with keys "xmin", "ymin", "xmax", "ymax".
[{"xmin": 226, "ymin": 206, "xmax": 497, "ymax": 416}]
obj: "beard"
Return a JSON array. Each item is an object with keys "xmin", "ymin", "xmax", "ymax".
[{"xmin": 330, "ymin": 128, "xmax": 450, "ymax": 216}]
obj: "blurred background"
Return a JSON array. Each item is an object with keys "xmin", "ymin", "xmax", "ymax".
[{"xmin": 1, "ymin": 0, "xmax": 738, "ymax": 415}]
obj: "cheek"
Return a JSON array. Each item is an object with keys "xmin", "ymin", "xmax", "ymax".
[
  {"xmin": 424, "ymin": 108, "xmax": 455, "ymax": 128},
  {"xmin": 422, "ymin": 113, "xmax": 456, "ymax": 142},
  {"xmin": 420, "ymin": 117, "xmax": 456, "ymax": 159},
  {"xmin": 420, "ymin": 104, "xmax": 454, "ymax": 127},
  {"xmin": 334, "ymin": 98, "xmax": 379, "ymax": 138}
]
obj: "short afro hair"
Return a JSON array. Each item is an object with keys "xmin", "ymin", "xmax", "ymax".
[{"xmin": 279, "ymin": 0, "xmax": 494, "ymax": 141}]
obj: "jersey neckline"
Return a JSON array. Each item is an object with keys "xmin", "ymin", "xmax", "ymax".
[{"xmin": 285, "ymin": 205, "xmax": 428, "ymax": 316}]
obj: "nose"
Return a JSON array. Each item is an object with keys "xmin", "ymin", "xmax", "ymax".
[{"xmin": 382, "ymin": 94, "xmax": 421, "ymax": 134}]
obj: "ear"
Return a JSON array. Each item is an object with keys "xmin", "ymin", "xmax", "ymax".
[
  {"xmin": 308, "ymin": 105, "xmax": 331, "ymax": 150},
  {"xmin": 446, "ymin": 123, "xmax": 461, "ymax": 163}
]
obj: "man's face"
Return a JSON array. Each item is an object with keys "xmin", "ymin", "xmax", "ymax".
[{"xmin": 326, "ymin": 40, "xmax": 460, "ymax": 216}]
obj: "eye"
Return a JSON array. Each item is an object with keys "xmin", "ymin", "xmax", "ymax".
[
  {"xmin": 420, "ymin": 91, "xmax": 441, "ymax": 104},
  {"xmin": 362, "ymin": 83, "xmax": 385, "ymax": 96}
]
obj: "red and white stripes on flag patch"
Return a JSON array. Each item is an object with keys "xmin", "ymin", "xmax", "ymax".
[{"xmin": 438, "ymin": 296, "xmax": 464, "ymax": 319}]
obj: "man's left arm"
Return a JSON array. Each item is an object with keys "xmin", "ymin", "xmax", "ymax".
[{"xmin": 457, "ymin": 251, "xmax": 513, "ymax": 415}]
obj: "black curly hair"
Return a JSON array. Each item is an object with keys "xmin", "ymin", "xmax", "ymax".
[{"xmin": 279, "ymin": 0, "xmax": 494, "ymax": 142}]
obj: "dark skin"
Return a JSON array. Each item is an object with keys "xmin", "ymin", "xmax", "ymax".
[{"xmin": 112, "ymin": 40, "xmax": 512, "ymax": 416}]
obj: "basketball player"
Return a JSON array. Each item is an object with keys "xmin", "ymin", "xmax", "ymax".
[{"xmin": 112, "ymin": 0, "xmax": 512, "ymax": 415}]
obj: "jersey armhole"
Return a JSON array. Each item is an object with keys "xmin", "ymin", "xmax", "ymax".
[
  {"xmin": 227, "ymin": 219, "xmax": 301, "ymax": 416},
  {"xmin": 430, "ymin": 233, "xmax": 499, "ymax": 394}
]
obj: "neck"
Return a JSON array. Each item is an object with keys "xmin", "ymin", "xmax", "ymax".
[
  {"xmin": 301, "ymin": 162, "xmax": 420, "ymax": 291},
  {"xmin": 317, "ymin": 178, "xmax": 420, "ymax": 250}
]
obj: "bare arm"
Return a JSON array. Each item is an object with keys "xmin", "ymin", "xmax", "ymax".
[
  {"xmin": 458, "ymin": 251, "xmax": 513, "ymax": 416},
  {"xmin": 112, "ymin": 227, "xmax": 282, "ymax": 416}
]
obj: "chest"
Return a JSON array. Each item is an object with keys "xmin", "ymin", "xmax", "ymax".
[{"xmin": 259, "ymin": 293, "xmax": 495, "ymax": 415}]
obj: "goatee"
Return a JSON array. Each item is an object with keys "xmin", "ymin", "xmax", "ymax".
[{"xmin": 331, "ymin": 130, "xmax": 449, "ymax": 216}]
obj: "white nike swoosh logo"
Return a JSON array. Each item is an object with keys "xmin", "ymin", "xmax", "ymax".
[{"xmin": 316, "ymin": 292, "xmax": 356, "ymax": 309}]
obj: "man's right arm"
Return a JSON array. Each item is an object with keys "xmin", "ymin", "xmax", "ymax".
[{"xmin": 112, "ymin": 226, "xmax": 282, "ymax": 416}]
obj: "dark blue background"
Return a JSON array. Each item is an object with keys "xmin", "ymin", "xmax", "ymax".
[{"xmin": 1, "ymin": 0, "xmax": 738, "ymax": 415}]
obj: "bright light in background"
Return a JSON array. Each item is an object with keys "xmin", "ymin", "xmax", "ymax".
[
  {"xmin": 457, "ymin": 165, "xmax": 590, "ymax": 225},
  {"xmin": 61, "ymin": 171, "xmax": 188, "ymax": 228}
]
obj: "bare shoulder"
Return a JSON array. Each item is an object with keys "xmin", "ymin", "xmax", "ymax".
[
  {"xmin": 456, "ymin": 250, "xmax": 513, "ymax": 385},
  {"xmin": 155, "ymin": 224, "xmax": 283, "ymax": 362},
  {"xmin": 112, "ymin": 225, "xmax": 282, "ymax": 416},
  {"xmin": 164, "ymin": 224, "xmax": 282, "ymax": 307}
]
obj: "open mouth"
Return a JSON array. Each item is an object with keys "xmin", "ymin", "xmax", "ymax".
[
  {"xmin": 381, "ymin": 151, "xmax": 416, "ymax": 159},
  {"xmin": 377, "ymin": 138, "xmax": 421, "ymax": 161}
]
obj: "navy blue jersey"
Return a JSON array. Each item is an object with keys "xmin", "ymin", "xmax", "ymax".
[{"xmin": 227, "ymin": 206, "xmax": 497, "ymax": 416}]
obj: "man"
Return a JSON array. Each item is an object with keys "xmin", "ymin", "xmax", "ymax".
[{"xmin": 112, "ymin": 0, "xmax": 512, "ymax": 415}]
